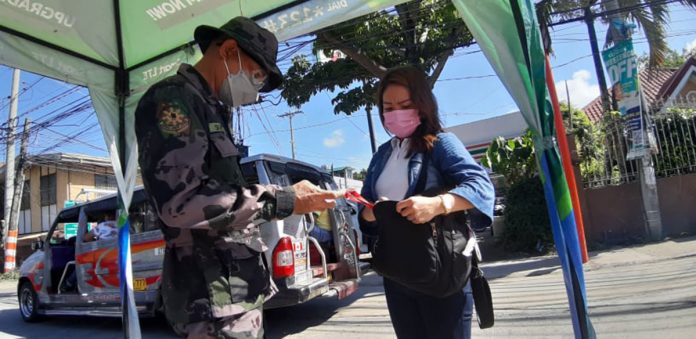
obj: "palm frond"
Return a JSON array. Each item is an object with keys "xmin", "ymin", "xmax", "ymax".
[
  {"xmin": 626, "ymin": 5, "xmax": 667, "ymax": 67},
  {"xmin": 674, "ymin": 0, "xmax": 696, "ymax": 9}
]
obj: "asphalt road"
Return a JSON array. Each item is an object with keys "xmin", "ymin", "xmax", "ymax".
[{"xmin": 1, "ymin": 237, "xmax": 694, "ymax": 338}]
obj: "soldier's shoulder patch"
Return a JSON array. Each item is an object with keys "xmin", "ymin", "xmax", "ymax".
[{"xmin": 157, "ymin": 101, "xmax": 190, "ymax": 137}]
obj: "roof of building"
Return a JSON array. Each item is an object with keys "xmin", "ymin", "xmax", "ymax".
[
  {"xmin": 656, "ymin": 57, "xmax": 696, "ymax": 102},
  {"xmin": 0, "ymin": 153, "xmax": 114, "ymax": 178},
  {"xmin": 446, "ymin": 111, "xmax": 528, "ymax": 161},
  {"xmin": 582, "ymin": 67, "xmax": 677, "ymax": 123},
  {"xmin": 331, "ymin": 166, "xmax": 354, "ymax": 172}
]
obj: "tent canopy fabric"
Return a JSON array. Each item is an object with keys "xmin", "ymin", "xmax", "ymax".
[
  {"xmin": 1, "ymin": 1, "xmax": 409, "ymax": 336},
  {"xmin": 1, "ymin": 0, "xmax": 410, "ymax": 210}
]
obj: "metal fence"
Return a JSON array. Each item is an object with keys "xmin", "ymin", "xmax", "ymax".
[{"xmin": 582, "ymin": 98, "xmax": 696, "ymax": 188}]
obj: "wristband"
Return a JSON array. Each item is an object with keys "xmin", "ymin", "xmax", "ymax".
[{"xmin": 439, "ymin": 195, "xmax": 451, "ymax": 215}]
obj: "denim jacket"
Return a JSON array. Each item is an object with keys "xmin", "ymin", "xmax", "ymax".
[{"xmin": 359, "ymin": 132, "xmax": 495, "ymax": 237}]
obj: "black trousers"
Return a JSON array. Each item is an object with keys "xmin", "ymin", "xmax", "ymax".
[{"xmin": 383, "ymin": 278, "xmax": 473, "ymax": 339}]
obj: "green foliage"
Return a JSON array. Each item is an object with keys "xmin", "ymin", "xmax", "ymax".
[
  {"xmin": 560, "ymin": 103, "xmax": 605, "ymax": 179},
  {"xmin": 481, "ymin": 129, "xmax": 537, "ymax": 186},
  {"xmin": 653, "ymin": 108, "xmax": 696, "ymax": 175},
  {"xmin": 281, "ymin": 0, "xmax": 474, "ymax": 115},
  {"xmin": 537, "ymin": 0, "xmax": 696, "ymax": 67},
  {"xmin": 0, "ymin": 269, "xmax": 19, "ymax": 281},
  {"xmin": 353, "ymin": 168, "xmax": 368, "ymax": 181},
  {"xmin": 501, "ymin": 176, "xmax": 553, "ymax": 253},
  {"xmin": 637, "ymin": 48, "xmax": 694, "ymax": 69},
  {"xmin": 575, "ymin": 105, "xmax": 696, "ymax": 185}
]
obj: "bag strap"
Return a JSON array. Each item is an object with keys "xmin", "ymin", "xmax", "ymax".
[{"xmin": 471, "ymin": 256, "xmax": 495, "ymax": 329}]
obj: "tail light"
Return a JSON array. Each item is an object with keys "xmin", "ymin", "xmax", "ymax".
[{"xmin": 272, "ymin": 237, "xmax": 295, "ymax": 278}]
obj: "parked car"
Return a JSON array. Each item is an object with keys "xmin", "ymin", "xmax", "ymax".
[{"xmin": 17, "ymin": 153, "xmax": 367, "ymax": 322}]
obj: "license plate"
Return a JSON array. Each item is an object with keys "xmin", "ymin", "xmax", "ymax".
[{"xmin": 133, "ymin": 278, "xmax": 147, "ymax": 291}]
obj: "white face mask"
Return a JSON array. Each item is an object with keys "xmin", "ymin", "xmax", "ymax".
[{"xmin": 219, "ymin": 50, "xmax": 263, "ymax": 108}]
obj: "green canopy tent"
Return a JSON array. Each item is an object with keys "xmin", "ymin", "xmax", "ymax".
[
  {"xmin": 0, "ymin": 0, "xmax": 409, "ymax": 336},
  {"xmin": 1, "ymin": 0, "xmax": 593, "ymax": 338}
]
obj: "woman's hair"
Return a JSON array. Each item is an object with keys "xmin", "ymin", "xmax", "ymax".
[{"xmin": 377, "ymin": 65, "xmax": 443, "ymax": 156}]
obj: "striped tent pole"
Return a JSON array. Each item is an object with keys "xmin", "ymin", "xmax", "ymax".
[
  {"xmin": 4, "ymin": 229, "xmax": 18, "ymax": 272},
  {"xmin": 544, "ymin": 54, "xmax": 590, "ymax": 263}
]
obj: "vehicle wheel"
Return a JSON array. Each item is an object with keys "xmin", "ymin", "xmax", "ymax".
[{"xmin": 18, "ymin": 281, "xmax": 41, "ymax": 322}]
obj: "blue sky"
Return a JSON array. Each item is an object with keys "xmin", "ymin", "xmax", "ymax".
[{"xmin": 1, "ymin": 3, "xmax": 695, "ymax": 171}]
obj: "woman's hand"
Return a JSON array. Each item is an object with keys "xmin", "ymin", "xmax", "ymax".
[
  {"xmin": 361, "ymin": 196, "xmax": 389, "ymax": 222},
  {"xmin": 395, "ymin": 196, "xmax": 444, "ymax": 224}
]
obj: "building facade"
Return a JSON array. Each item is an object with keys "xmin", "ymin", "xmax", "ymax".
[{"xmin": 1, "ymin": 153, "xmax": 140, "ymax": 235}]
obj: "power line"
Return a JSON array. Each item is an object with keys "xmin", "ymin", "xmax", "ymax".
[
  {"xmin": 0, "ymin": 76, "xmax": 44, "ymax": 111},
  {"xmin": 548, "ymin": 0, "xmax": 684, "ymax": 27}
]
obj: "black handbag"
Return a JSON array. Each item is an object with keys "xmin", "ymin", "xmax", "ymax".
[{"xmin": 371, "ymin": 153, "xmax": 494, "ymax": 328}]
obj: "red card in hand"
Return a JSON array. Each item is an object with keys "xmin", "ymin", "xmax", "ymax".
[{"xmin": 344, "ymin": 191, "xmax": 374, "ymax": 209}]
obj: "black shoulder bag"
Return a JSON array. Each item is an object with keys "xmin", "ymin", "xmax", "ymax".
[{"xmin": 371, "ymin": 153, "xmax": 494, "ymax": 329}]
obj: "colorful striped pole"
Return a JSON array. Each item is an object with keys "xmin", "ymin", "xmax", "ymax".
[
  {"xmin": 4, "ymin": 229, "xmax": 18, "ymax": 272},
  {"xmin": 544, "ymin": 54, "xmax": 590, "ymax": 263}
]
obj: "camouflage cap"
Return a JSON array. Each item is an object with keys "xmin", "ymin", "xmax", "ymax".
[{"xmin": 195, "ymin": 17, "xmax": 282, "ymax": 92}]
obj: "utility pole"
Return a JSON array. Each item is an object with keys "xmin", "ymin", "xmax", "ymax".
[
  {"xmin": 278, "ymin": 110, "xmax": 302, "ymax": 159},
  {"xmin": 2, "ymin": 68, "xmax": 20, "ymax": 249},
  {"xmin": 584, "ymin": 8, "xmax": 611, "ymax": 113},
  {"xmin": 565, "ymin": 80, "xmax": 573, "ymax": 130},
  {"xmin": 365, "ymin": 106, "xmax": 377, "ymax": 154},
  {"xmin": 603, "ymin": 0, "xmax": 662, "ymax": 241},
  {"xmin": 4, "ymin": 119, "xmax": 29, "ymax": 272}
]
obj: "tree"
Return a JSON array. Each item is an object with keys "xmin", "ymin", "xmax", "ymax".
[
  {"xmin": 637, "ymin": 47, "xmax": 694, "ymax": 69},
  {"xmin": 280, "ymin": 0, "xmax": 474, "ymax": 117},
  {"xmin": 560, "ymin": 102, "xmax": 604, "ymax": 179},
  {"xmin": 479, "ymin": 130, "xmax": 552, "ymax": 253},
  {"xmin": 538, "ymin": 0, "xmax": 696, "ymax": 67},
  {"xmin": 537, "ymin": 0, "xmax": 696, "ymax": 111},
  {"xmin": 353, "ymin": 168, "xmax": 368, "ymax": 181},
  {"xmin": 480, "ymin": 129, "xmax": 537, "ymax": 187}
]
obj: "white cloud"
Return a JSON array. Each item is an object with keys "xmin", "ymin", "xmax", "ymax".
[
  {"xmin": 323, "ymin": 130, "xmax": 345, "ymax": 148},
  {"xmin": 685, "ymin": 38, "xmax": 696, "ymax": 54},
  {"xmin": 555, "ymin": 69, "xmax": 600, "ymax": 108}
]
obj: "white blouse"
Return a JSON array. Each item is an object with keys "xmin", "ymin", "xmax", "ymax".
[{"xmin": 375, "ymin": 138, "xmax": 412, "ymax": 201}]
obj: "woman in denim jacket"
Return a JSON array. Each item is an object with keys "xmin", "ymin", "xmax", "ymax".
[{"xmin": 359, "ymin": 65, "xmax": 495, "ymax": 339}]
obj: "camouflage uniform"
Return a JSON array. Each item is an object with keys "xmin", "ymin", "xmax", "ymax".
[{"xmin": 135, "ymin": 63, "xmax": 293, "ymax": 338}]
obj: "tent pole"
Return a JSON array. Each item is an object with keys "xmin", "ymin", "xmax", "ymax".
[
  {"xmin": 544, "ymin": 54, "xmax": 590, "ymax": 263},
  {"xmin": 112, "ymin": 0, "xmax": 140, "ymax": 337}
]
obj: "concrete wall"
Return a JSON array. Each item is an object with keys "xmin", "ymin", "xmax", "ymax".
[
  {"xmin": 656, "ymin": 173, "xmax": 696, "ymax": 236},
  {"xmin": 28, "ymin": 166, "xmax": 41, "ymax": 233},
  {"xmin": 580, "ymin": 172, "xmax": 696, "ymax": 244},
  {"xmin": 581, "ymin": 181, "xmax": 645, "ymax": 244},
  {"xmin": 565, "ymin": 135, "xmax": 696, "ymax": 245}
]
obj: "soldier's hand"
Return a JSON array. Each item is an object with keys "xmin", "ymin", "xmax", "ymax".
[{"xmin": 292, "ymin": 180, "xmax": 345, "ymax": 215}]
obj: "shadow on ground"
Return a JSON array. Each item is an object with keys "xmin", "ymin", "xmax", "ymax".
[{"xmin": 265, "ymin": 272, "xmax": 386, "ymax": 339}]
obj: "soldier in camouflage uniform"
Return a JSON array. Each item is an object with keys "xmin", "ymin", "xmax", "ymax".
[{"xmin": 135, "ymin": 17, "xmax": 341, "ymax": 338}]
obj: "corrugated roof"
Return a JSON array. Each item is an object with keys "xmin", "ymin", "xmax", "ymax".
[{"xmin": 582, "ymin": 67, "xmax": 677, "ymax": 123}]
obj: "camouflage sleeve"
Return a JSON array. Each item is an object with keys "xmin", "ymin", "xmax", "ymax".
[{"xmin": 135, "ymin": 84, "xmax": 294, "ymax": 232}]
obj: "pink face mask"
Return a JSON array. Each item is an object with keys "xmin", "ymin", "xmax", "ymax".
[{"xmin": 383, "ymin": 109, "xmax": 421, "ymax": 138}]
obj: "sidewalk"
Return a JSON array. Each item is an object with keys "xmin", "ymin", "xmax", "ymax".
[
  {"xmin": 480, "ymin": 235, "xmax": 696, "ymax": 280},
  {"xmin": 475, "ymin": 235, "xmax": 696, "ymax": 338},
  {"xmin": 0, "ymin": 279, "xmax": 17, "ymax": 291}
]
